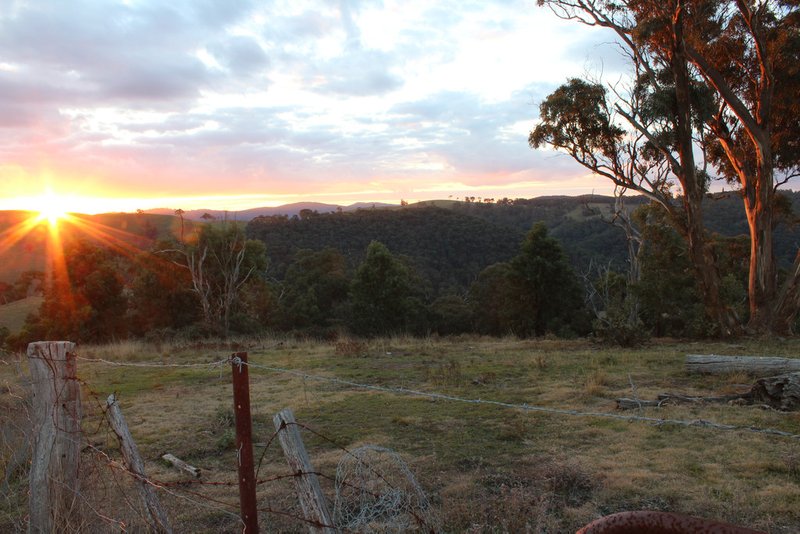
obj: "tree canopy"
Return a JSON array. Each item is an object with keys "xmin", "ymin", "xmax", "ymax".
[
  {"xmin": 349, "ymin": 241, "xmax": 425, "ymax": 336},
  {"xmin": 534, "ymin": 0, "xmax": 800, "ymax": 334}
]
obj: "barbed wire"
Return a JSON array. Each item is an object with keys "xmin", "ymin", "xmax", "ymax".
[
  {"xmin": 97, "ymin": 443, "xmax": 350, "ymax": 532},
  {"xmin": 2, "ymin": 358, "xmax": 391, "ymax": 533},
  {"xmin": 84, "ymin": 440, "xmax": 245, "ymax": 524},
  {"xmin": 76, "ymin": 355, "xmax": 230, "ymax": 369},
  {"xmin": 78, "ymin": 395, "xmax": 357, "ymax": 531},
  {"xmin": 232, "ymin": 356, "xmax": 800, "ymax": 440}
]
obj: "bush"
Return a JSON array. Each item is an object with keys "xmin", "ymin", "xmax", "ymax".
[
  {"xmin": 593, "ymin": 317, "xmax": 648, "ymax": 347},
  {"xmin": 592, "ymin": 305, "xmax": 649, "ymax": 347}
]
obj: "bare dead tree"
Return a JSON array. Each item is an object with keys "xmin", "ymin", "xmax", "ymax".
[{"xmin": 158, "ymin": 222, "xmax": 266, "ymax": 336}]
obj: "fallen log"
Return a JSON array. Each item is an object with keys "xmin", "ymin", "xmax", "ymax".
[
  {"xmin": 655, "ymin": 392, "xmax": 751, "ymax": 405},
  {"xmin": 616, "ymin": 373, "xmax": 800, "ymax": 412},
  {"xmin": 752, "ymin": 373, "xmax": 800, "ymax": 411},
  {"xmin": 686, "ymin": 354, "xmax": 800, "ymax": 376}
]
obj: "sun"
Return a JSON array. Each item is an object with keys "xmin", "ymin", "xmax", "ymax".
[{"xmin": 35, "ymin": 190, "xmax": 71, "ymax": 227}]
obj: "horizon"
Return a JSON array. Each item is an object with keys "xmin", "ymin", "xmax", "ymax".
[
  {"xmin": 2, "ymin": 190, "xmax": 621, "ymax": 217},
  {"xmin": 1, "ymin": 178, "xmax": 621, "ymax": 216},
  {"xmin": 1, "ymin": 187, "xmax": 767, "ymax": 219}
]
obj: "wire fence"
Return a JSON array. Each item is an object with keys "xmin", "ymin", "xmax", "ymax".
[
  {"xmin": 72, "ymin": 352, "xmax": 800, "ymax": 440},
  {"xmin": 4, "ymin": 349, "xmax": 447, "ymax": 532},
  {"xmin": 3, "ymin": 345, "xmax": 799, "ymax": 532}
]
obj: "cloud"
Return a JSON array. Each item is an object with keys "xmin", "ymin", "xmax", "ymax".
[
  {"xmin": 96, "ymin": 58, "xmax": 211, "ymax": 102},
  {"xmin": 0, "ymin": 0, "xmax": 259, "ymax": 106},
  {"xmin": 208, "ymin": 36, "xmax": 270, "ymax": 76},
  {"xmin": 253, "ymin": 3, "xmax": 404, "ymax": 97},
  {"xmin": 0, "ymin": 72, "xmax": 78, "ymax": 106},
  {"xmin": 386, "ymin": 84, "xmax": 559, "ymax": 177},
  {"xmin": 0, "ymin": 0, "xmax": 598, "ymax": 207},
  {"xmin": 308, "ymin": 50, "xmax": 404, "ymax": 96}
]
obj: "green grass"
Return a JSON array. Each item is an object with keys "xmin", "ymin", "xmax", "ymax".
[
  {"xmin": 2, "ymin": 336, "xmax": 800, "ymax": 532},
  {"xmin": 0, "ymin": 296, "xmax": 42, "ymax": 333}
]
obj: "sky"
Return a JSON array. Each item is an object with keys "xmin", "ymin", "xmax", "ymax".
[{"xmin": 0, "ymin": 0, "xmax": 627, "ymax": 214}]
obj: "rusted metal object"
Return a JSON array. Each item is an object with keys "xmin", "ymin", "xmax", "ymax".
[{"xmin": 576, "ymin": 511, "xmax": 766, "ymax": 534}]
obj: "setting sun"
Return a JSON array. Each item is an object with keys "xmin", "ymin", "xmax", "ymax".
[{"xmin": 34, "ymin": 191, "xmax": 71, "ymax": 227}]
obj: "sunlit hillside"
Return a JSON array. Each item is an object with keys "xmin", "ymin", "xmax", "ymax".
[
  {"xmin": 0, "ymin": 211, "xmax": 185, "ymax": 284},
  {"xmin": 0, "ymin": 296, "xmax": 42, "ymax": 334}
]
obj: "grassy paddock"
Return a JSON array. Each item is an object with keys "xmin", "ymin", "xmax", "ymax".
[
  {"xmin": 2, "ymin": 336, "xmax": 799, "ymax": 532},
  {"xmin": 0, "ymin": 296, "xmax": 42, "ymax": 334}
]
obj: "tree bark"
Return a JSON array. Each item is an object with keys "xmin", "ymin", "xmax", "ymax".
[
  {"xmin": 745, "ymin": 186, "xmax": 777, "ymax": 331},
  {"xmin": 772, "ymin": 250, "xmax": 800, "ymax": 333},
  {"xmin": 752, "ymin": 373, "xmax": 800, "ymax": 411},
  {"xmin": 670, "ymin": 0, "xmax": 737, "ymax": 335},
  {"xmin": 617, "ymin": 372, "xmax": 800, "ymax": 412}
]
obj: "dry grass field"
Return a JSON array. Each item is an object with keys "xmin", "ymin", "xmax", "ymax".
[{"xmin": 2, "ymin": 336, "xmax": 799, "ymax": 532}]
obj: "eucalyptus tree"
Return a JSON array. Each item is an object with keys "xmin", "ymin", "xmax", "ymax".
[
  {"xmin": 530, "ymin": 72, "xmax": 737, "ymax": 334},
  {"xmin": 685, "ymin": 0, "xmax": 800, "ymax": 331},
  {"xmin": 534, "ymin": 0, "xmax": 799, "ymax": 333}
]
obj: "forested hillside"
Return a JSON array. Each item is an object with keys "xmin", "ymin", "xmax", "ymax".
[
  {"xmin": 246, "ymin": 207, "xmax": 522, "ymax": 294},
  {"xmin": 3, "ymin": 191, "xmax": 800, "ymax": 345},
  {"xmin": 246, "ymin": 191, "xmax": 800, "ymax": 295},
  {"xmin": 0, "ymin": 211, "xmax": 185, "ymax": 284},
  {"xmin": 5, "ymin": 191, "xmax": 797, "ymax": 290}
]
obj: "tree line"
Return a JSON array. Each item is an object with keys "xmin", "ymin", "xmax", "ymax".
[
  {"xmin": 4, "ymin": 219, "xmax": 591, "ymax": 347},
  {"xmin": 6, "ymin": 188, "xmax": 797, "ymax": 350}
]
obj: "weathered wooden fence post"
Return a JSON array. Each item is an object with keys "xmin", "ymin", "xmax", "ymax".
[
  {"xmin": 106, "ymin": 394, "xmax": 173, "ymax": 533},
  {"xmin": 273, "ymin": 408, "xmax": 336, "ymax": 534},
  {"xmin": 231, "ymin": 351, "xmax": 259, "ymax": 533},
  {"xmin": 27, "ymin": 341, "xmax": 82, "ymax": 533}
]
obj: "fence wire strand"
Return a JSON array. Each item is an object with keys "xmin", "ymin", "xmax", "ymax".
[
  {"xmin": 76, "ymin": 355, "xmax": 230, "ymax": 369},
  {"xmin": 232, "ymin": 357, "xmax": 800, "ymax": 440}
]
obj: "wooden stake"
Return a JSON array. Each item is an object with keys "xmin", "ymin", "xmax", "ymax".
[
  {"xmin": 231, "ymin": 352, "xmax": 259, "ymax": 533},
  {"xmin": 273, "ymin": 408, "xmax": 335, "ymax": 534},
  {"xmin": 106, "ymin": 394, "xmax": 172, "ymax": 533},
  {"xmin": 161, "ymin": 454, "xmax": 201, "ymax": 478},
  {"xmin": 28, "ymin": 341, "xmax": 81, "ymax": 533}
]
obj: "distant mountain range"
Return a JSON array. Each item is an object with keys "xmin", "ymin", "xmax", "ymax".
[{"xmin": 144, "ymin": 202, "xmax": 396, "ymax": 221}]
